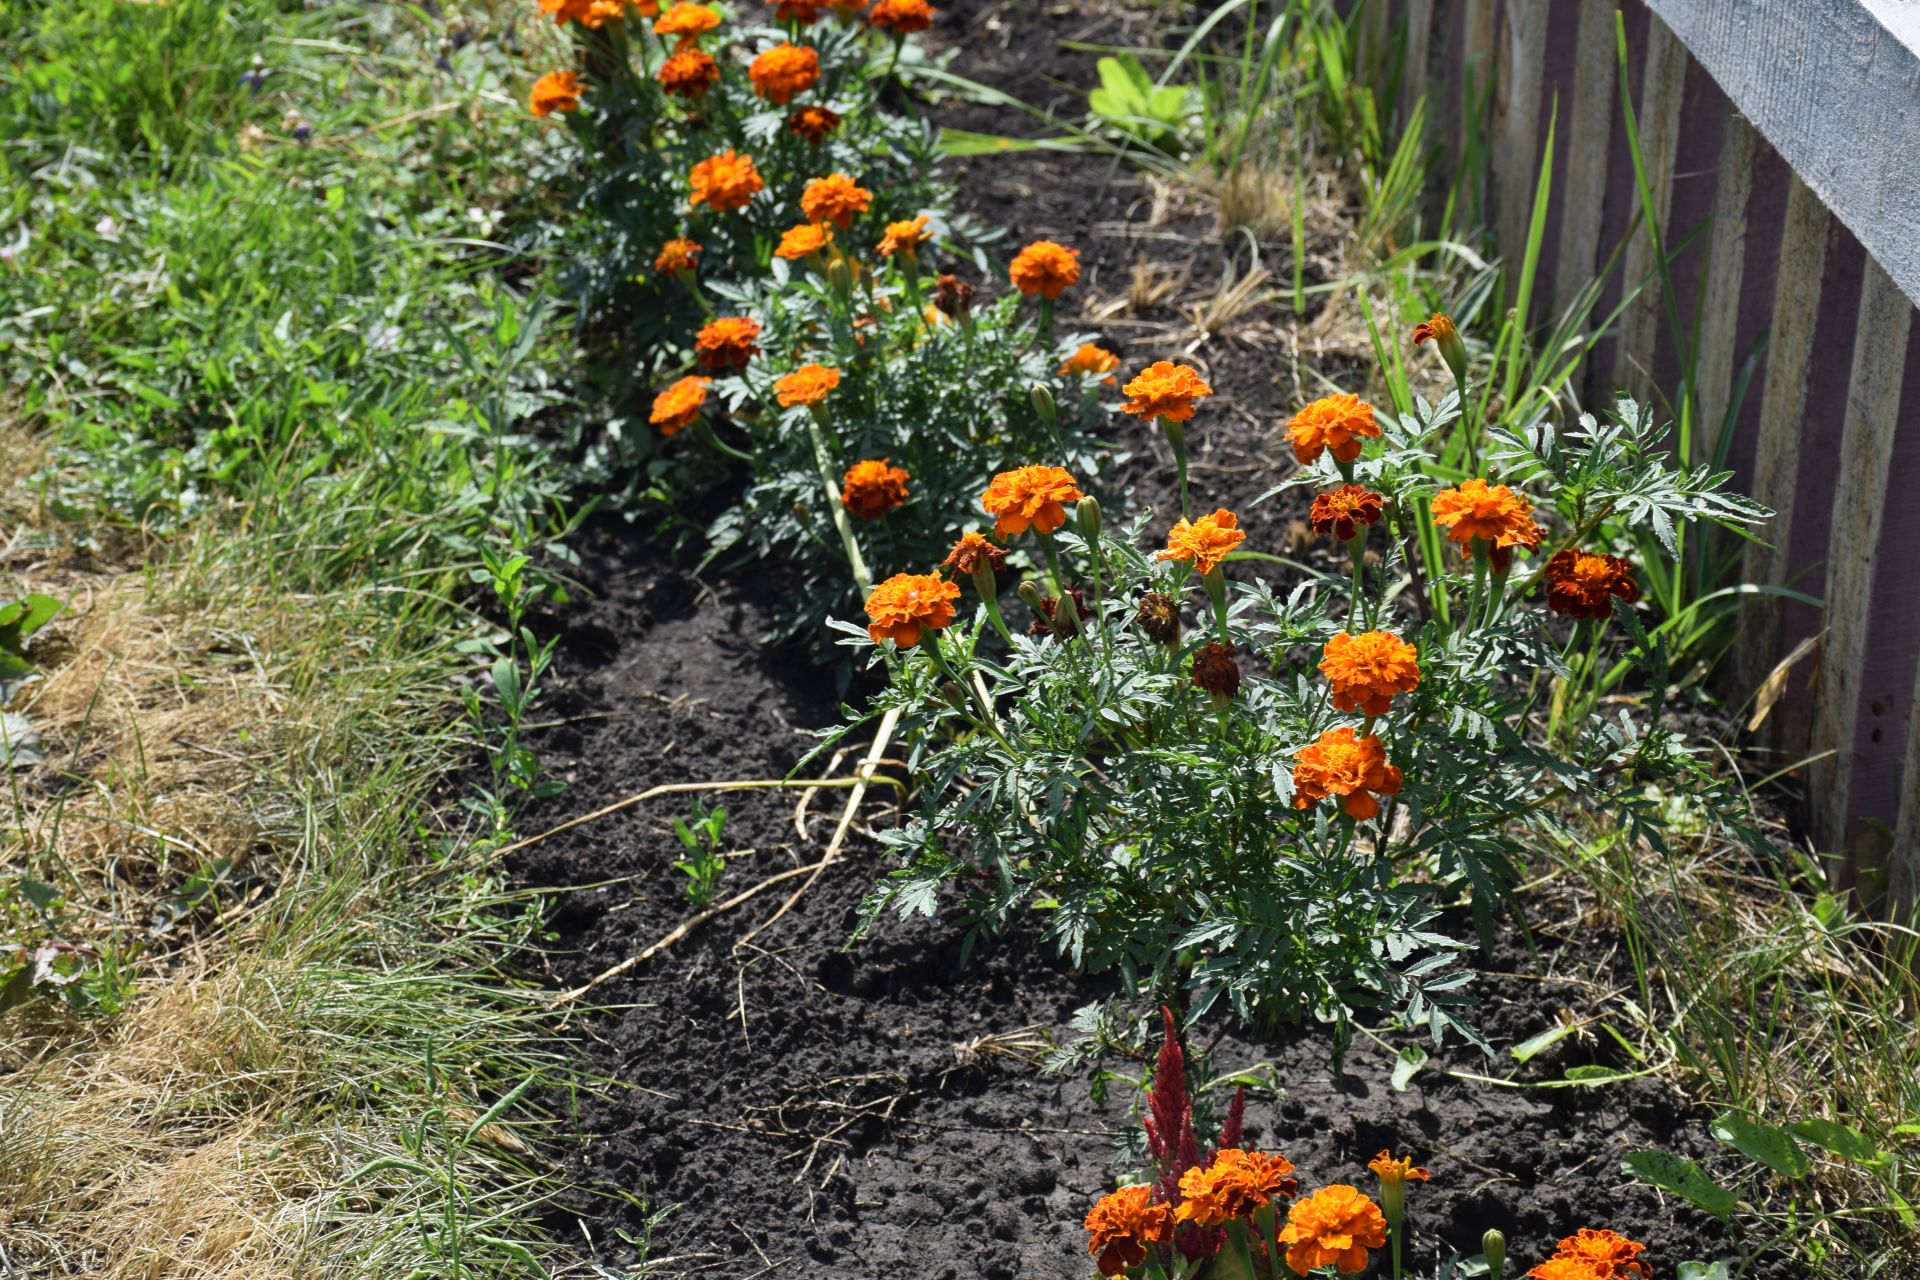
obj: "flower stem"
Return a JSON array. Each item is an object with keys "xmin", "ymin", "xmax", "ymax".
[
  {"xmin": 1162, "ymin": 417, "xmax": 1189, "ymax": 519},
  {"xmin": 693, "ymin": 418, "xmax": 753, "ymax": 465},
  {"xmin": 804, "ymin": 404, "xmax": 872, "ymax": 594}
]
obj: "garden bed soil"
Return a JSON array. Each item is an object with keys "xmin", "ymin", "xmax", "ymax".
[{"xmin": 509, "ymin": 3, "xmax": 1770, "ymax": 1276}]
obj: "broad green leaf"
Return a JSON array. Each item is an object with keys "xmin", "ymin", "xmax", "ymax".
[
  {"xmin": 1677, "ymin": 1263, "xmax": 1731, "ymax": 1280},
  {"xmin": 1391, "ymin": 1044, "xmax": 1428, "ymax": 1092},
  {"xmin": 1510, "ymin": 1022, "xmax": 1573, "ymax": 1062},
  {"xmin": 1790, "ymin": 1118, "xmax": 1882, "ymax": 1164},
  {"xmin": 1711, "ymin": 1113, "xmax": 1809, "ymax": 1178},
  {"xmin": 1622, "ymin": 1150, "xmax": 1737, "ymax": 1221}
]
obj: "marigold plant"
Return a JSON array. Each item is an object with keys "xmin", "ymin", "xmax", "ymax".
[
  {"xmin": 1008, "ymin": 239, "xmax": 1080, "ymax": 300},
  {"xmin": 747, "ymin": 43, "xmax": 819, "ymax": 104}
]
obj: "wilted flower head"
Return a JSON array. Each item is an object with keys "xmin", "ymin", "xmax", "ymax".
[
  {"xmin": 658, "ymin": 46, "xmax": 721, "ymax": 96},
  {"xmin": 649, "ymin": 375, "xmax": 712, "ymax": 436},
  {"xmin": 1174, "ymin": 1147, "xmax": 1297, "ymax": 1225},
  {"xmin": 868, "ymin": 0, "xmax": 935, "ymax": 33},
  {"xmin": 775, "ymin": 221, "xmax": 833, "ymax": 259},
  {"xmin": 653, "ymin": 1, "xmax": 720, "ymax": 43},
  {"xmin": 1008, "ymin": 240, "xmax": 1080, "ymax": 300},
  {"xmin": 877, "ymin": 215, "xmax": 932, "ymax": 257},
  {"xmin": 931, "ymin": 273, "xmax": 975, "ymax": 318},
  {"xmin": 1319, "ymin": 631, "xmax": 1420, "ymax": 717},
  {"xmin": 694, "ymin": 316, "xmax": 761, "ymax": 372},
  {"xmin": 1059, "ymin": 343, "xmax": 1121, "ymax": 381},
  {"xmin": 801, "ymin": 173, "xmax": 873, "ymax": 229},
  {"xmin": 1292, "ymin": 727, "xmax": 1402, "ymax": 820},
  {"xmin": 1310, "ymin": 485, "xmax": 1384, "ymax": 542},
  {"xmin": 980, "ymin": 464, "xmax": 1083, "ymax": 539},
  {"xmin": 840, "ymin": 458, "xmax": 910, "ymax": 519},
  {"xmin": 1189, "ymin": 641, "xmax": 1241, "ymax": 705},
  {"xmin": 689, "ymin": 150, "xmax": 764, "ymax": 211},
  {"xmin": 1278, "ymin": 1185, "xmax": 1387, "ymax": 1276},
  {"xmin": 1545, "ymin": 549, "xmax": 1639, "ymax": 619},
  {"xmin": 865, "ymin": 572, "xmax": 959, "ymax": 647},
  {"xmin": 774, "ymin": 363, "xmax": 841, "ymax": 406},
  {"xmin": 1526, "ymin": 1228, "xmax": 1651, "ymax": 1280},
  {"xmin": 941, "ymin": 531, "xmax": 1006, "ymax": 577},
  {"xmin": 1287, "ymin": 392, "xmax": 1379, "ymax": 465},
  {"xmin": 1431, "ymin": 478, "xmax": 1543, "ymax": 570},
  {"xmin": 1121, "ymin": 361, "xmax": 1213, "ymax": 422},
  {"xmin": 748, "ymin": 43, "xmax": 819, "ymax": 103},
  {"xmin": 787, "ymin": 104, "xmax": 841, "ymax": 143},
  {"xmin": 528, "ymin": 70, "xmax": 584, "ymax": 116},
  {"xmin": 1084, "ymin": 1186, "xmax": 1174, "ymax": 1278},
  {"xmin": 654, "ymin": 237, "xmax": 703, "ymax": 275},
  {"xmin": 774, "ymin": 0, "xmax": 828, "ymax": 20},
  {"xmin": 1366, "ymin": 1150, "xmax": 1430, "ymax": 1186},
  {"xmin": 1135, "ymin": 591, "xmax": 1179, "ymax": 644},
  {"xmin": 1157, "ymin": 509, "xmax": 1244, "ymax": 576}
]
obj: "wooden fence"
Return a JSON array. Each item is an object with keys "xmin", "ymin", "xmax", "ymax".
[{"xmin": 1368, "ymin": 0, "xmax": 1920, "ymax": 906}]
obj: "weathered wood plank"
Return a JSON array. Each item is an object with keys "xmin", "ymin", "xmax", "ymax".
[
  {"xmin": 1612, "ymin": 11, "xmax": 1686, "ymax": 400},
  {"xmin": 1552, "ymin": 0, "xmax": 1622, "ymax": 319},
  {"xmin": 1400, "ymin": 0, "xmax": 1436, "ymax": 130},
  {"xmin": 1694, "ymin": 112, "xmax": 1758, "ymax": 464},
  {"xmin": 1893, "ymin": 638, "xmax": 1920, "ymax": 916},
  {"xmin": 1494, "ymin": 0, "xmax": 1548, "ymax": 304}
]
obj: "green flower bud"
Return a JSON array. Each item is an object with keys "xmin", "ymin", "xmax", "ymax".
[
  {"xmin": 1483, "ymin": 1228, "xmax": 1506, "ymax": 1280},
  {"xmin": 1030, "ymin": 382, "xmax": 1057, "ymax": 425}
]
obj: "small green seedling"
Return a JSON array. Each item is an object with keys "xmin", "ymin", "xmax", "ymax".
[{"xmin": 673, "ymin": 799, "xmax": 728, "ymax": 905}]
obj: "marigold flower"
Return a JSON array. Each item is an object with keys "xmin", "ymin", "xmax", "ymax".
[
  {"xmin": 774, "ymin": 363, "xmax": 841, "ymax": 407},
  {"xmin": 1367, "ymin": 1150, "xmax": 1431, "ymax": 1186},
  {"xmin": 693, "ymin": 316, "xmax": 761, "ymax": 372},
  {"xmin": 528, "ymin": 70, "xmax": 584, "ymax": 117},
  {"xmin": 1059, "ymin": 343, "xmax": 1121, "ymax": 382},
  {"xmin": 800, "ymin": 173, "xmax": 873, "ymax": 229},
  {"xmin": 1310, "ymin": 484, "xmax": 1385, "ymax": 542},
  {"xmin": 868, "ymin": 0, "xmax": 935, "ymax": 32},
  {"xmin": 932, "ymin": 273, "xmax": 975, "ymax": 318},
  {"xmin": 1135, "ymin": 591, "xmax": 1179, "ymax": 644},
  {"xmin": 1292, "ymin": 727, "xmax": 1402, "ymax": 821},
  {"xmin": 658, "ymin": 46, "xmax": 720, "ymax": 96},
  {"xmin": 774, "ymin": 0, "xmax": 827, "ymax": 20},
  {"xmin": 1278, "ymin": 1185, "xmax": 1388, "ymax": 1276},
  {"xmin": 941, "ymin": 531, "xmax": 1006, "ymax": 576},
  {"xmin": 654, "ymin": 237, "xmax": 702, "ymax": 275},
  {"xmin": 981, "ymin": 464, "xmax": 1084, "ymax": 539},
  {"xmin": 775, "ymin": 221, "xmax": 833, "ymax": 260},
  {"xmin": 1084, "ymin": 1185, "xmax": 1175, "ymax": 1279},
  {"xmin": 865, "ymin": 572, "xmax": 959, "ymax": 647},
  {"xmin": 1413, "ymin": 311, "xmax": 1468, "ymax": 380},
  {"xmin": 689, "ymin": 150, "xmax": 764, "ymax": 212},
  {"xmin": 538, "ymin": 0, "xmax": 594, "ymax": 22},
  {"xmin": 877, "ymin": 214, "xmax": 932, "ymax": 257},
  {"xmin": 840, "ymin": 458, "xmax": 910, "ymax": 519},
  {"xmin": 1189, "ymin": 641, "xmax": 1241, "ymax": 704},
  {"xmin": 748, "ymin": 43, "xmax": 820, "ymax": 103},
  {"xmin": 1120, "ymin": 361, "xmax": 1213, "ymax": 422},
  {"xmin": 581, "ymin": 0, "xmax": 641, "ymax": 27},
  {"xmin": 1527, "ymin": 1229, "xmax": 1652, "ymax": 1280},
  {"xmin": 649, "ymin": 374, "xmax": 711, "ymax": 436},
  {"xmin": 787, "ymin": 104, "xmax": 841, "ymax": 143},
  {"xmin": 1157, "ymin": 509, "xmax": 1244, "ymax": 576},
  {"xmin": 653, "ymin": 1, "xmax": 720, "ymax": 43},
  {"xmin": 1009, "ymin": 240, "xmax": 1080, "ymax": 300},
  {"xmin": 1545, "ymin": 548, "xmax": 1639, "ymax": 620},
  {"xmin": 1287, "ymin": 392, "xmax": 1379, "ymax": 465},
  {"xmin": 1431, "ymin": 478, "xmax": 1543, "ymax": 570},
  {"xmin": 1319, "ymin": 631, "xmax": 1420, "ymax": 717},
  {"xmin": 1174, "ymin": 1148, "xmax": 1298, "ymax": 1225}
]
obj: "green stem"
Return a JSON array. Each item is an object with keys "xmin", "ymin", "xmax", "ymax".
[
  {"xmin": 692, "ymin": 417, "xmax": 753, "ymax": 465},
  {"xmin": 1163, "ymin": 418, "xmax": 1189, "ymax": 519},
  {"xmin": 804, "ymin": 405, "xmax": 872, "ymax": 594}
]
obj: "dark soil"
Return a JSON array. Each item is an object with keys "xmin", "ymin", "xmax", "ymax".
[{"xmin": 511, "ymin": 3, "xmax": 1778, "ymax": 1277}]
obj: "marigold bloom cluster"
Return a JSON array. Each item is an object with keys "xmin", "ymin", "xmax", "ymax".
[
  {"xmin": 1008, "ymin": 240, "xmax": 1080, "ymax": 299},
  {"xmin": 1310, "ymin": 484, "xmax": 1384, "ymax": 541},
  {"xmin": 840, "ymin": 458, "xmax": 910, "ymax": 519},
  {"xmin": 788, "ymin": 104, "xmax": 841, "ymax": 143},
  {"xmin": 1431, "ymin": 478, "xmax": 1543, "ymax": 569},
  {"xmin": 1287, "ymin": 392, "xmax": 1379, "ymax": 465},
  {"xmin": 1367, "ymin": 1150, "xmax": 1431, "ymax": 1185},
  {"xmin": 694, "ymin": 317, "xmax": 761, "ymax": 372},
  {"xmin": 654, "ymin": 237, "xmax": 702, "ymax": 275},
  {"xmin": 877, "ymin": 215, "xmax": 932, "ymax": 257},
  {"xmin": 1293, "ymin": 727, "xmax": 1402, "ymax": 820},
  {"xmin": 1319, "ymin": 631, "xmax": 1420, "ymax": 717},
  {"xmin": 654, "ymin": 1, "xmax": 720, "ymax": 43},
  {"xmin": 1277, "ymin": 1184, "xmax": 1388, "ymax": 1275},
  {"xmin": 775, "ymin": 221, "xmax": 832, "ymax": 259},
  {"xmin": 689, "ymin": 150, "xmax": 764, "ymax": 212},
  {"xmin": 1174, "ymin": 1148, "xmax": 1298, "ymax": 1225},
  {"xmin": 1059, "ymin": 343, "xmax": 1120, "ymax": 381},
  {"xmin": 657, "ymin": 47, "xmax": 720, "ymax": 96},
  {"xmin": 1083, "ymin": 1185, "xmax": 1174, "ymax": 1278},
  {"xmin": 541, "ymin": 0, "xmax": 654, "ymax": 24},
  {"xmin": 1526, "ymin": 1228, "xmax": 1651, "ymax": 1280},
  {"xmin": 868, "ymin": 0, "xmax": 935, "ymax": 33},
  {"xmin": 774, "ymin": 363, "xmax": 841, "ymax": 406},
  {"xmin": 864, "ymin": 572, "xmax": 959, "ymax": 647},
  {"xmin": 748, "ymin": 43, "xmax": 820, "ymax": 103},
  {"xmin": 1157, "ymin": 508, "xmax": 1244, "ymax": 576},
  {"xmin": 980, "ymin": 465, "xmax": 1083, "ymax": 539},
  {"xmin": 940, "ymin": 531, "xmax": 1006, "ymax": 576},
  {"xmin": 801, "ymin": 174, "xmax": 874, "ymax": 229},
  {"xmin": 1121, "ymin": 361, "xmax": 1212, "ymax": 422},
  {"xmin": 1545, "ymin": 549, "xmax": 1639, "ymax": 619},
  {"xmin": 649, "ymin": 375, "xmax": 711, "ymax": 436},
  {"xmin": 529, "ymin": 70, "xmax": 583, "ymax": 117}
]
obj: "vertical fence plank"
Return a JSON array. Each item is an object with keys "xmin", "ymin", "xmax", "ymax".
[
  {"xmin": 1894, "ymin": 645, "xmax": 1920, "ymax": 916},
  {"xmin": 1494, "ymin": 0, "xmax": 1548, "ymax": 302},
  {"xmin": 1552, "ymin": 0, "xmax": 1621, "ymax": 319},
  {"xmin": 1734, "ymin": 173, "xmax": 1829, "ymax": 703},
  {"xmin": 1400, "ymin": 0, "xmax": 1436, "ymax": 129},
  {"xmin": 1612, "ymin": 11, "xmax": 1685, "ymax": 399},
  {"xmin": 1695, "ymin": 113, "xmax": 1758, "ymax": 465}
]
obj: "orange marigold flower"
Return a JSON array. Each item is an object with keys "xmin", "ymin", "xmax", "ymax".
[
  {"xmin": 653, "ymin": 1, "xmax": 720, "ymax": 43},
  {"xmin": 1528, "ymin": 1229, "xmax": 1652, "ymax": 1280},
  {"xmin": 864, "ymin": 572, "xmax": 960, "ymax": 647},
  {"xmin": 649, "ymin": 374, "xmax": 711, "ymax": 436},
  {"xmin": 932, "ymin": 273, "xmax": 975, "ymax": 318},
  {"xmin": 748, "ymin": 43, "xmax": 820, "ymax": 104},
  {"xmin": 689, "ymin": 150, "xmax": 764, "ymax": 212},
  {"xmin": 1292, "ymin": 727, "xmax": 1402, "ymax": 821},
  {"xmin": 868, "ymin": 0, "xmax": 935, "ymax": 32},
  {"xmin": 581, "ymin": 0, "xmax": 639, "ymax": 27},
  {"xmin": 941, "ymin": 531, "xmax": 1007, "ymax": 576},
  {"xmin": 654, "ymin": 237, "xmax": 702, "ymax": 275},
  {"xmin": 788, "ymin": 104, "xmax": 842, "ymax": 143},
  {"xmin": 1319, "ymin": 631, "xmax": 1421, "ymax": 718},
  {"xmin": 877, "ymin": 214, "xmax": 932, "ymax": 257},
  {"xmin": 1157, "ymin": 508, "xmax": 1245, "ymax": 576},
  {"xmin": 774, "ymin": 363, "xmax": 841, "ymax": 407},
  {"xmin": 1367, "ymin": 1150, "xmax": 1431, "ymax": 1186},
  {"xmin": 1084, "ymin": 1185, "xmax": 1175, "ymax": 1279},
  {"xmin": 1310, "ymin": 484, "xmax": 1385, "ymax": 542},
  {"xmin": 1059, "ymin": 343, "xmax": 1121, "ymax": 381},
  {"xmin": 774, "ymin": 0, "xmax": 828, "ymax": 20},
  {"xmin": 1009, "ymin": 240, "xmax": 1080, "ymax": 300},
  {"xmin": 841, "ymin": 458, "xmax": 910, "ymax": 519},
  {"xmin": 538, "ymin": 0, "xmax": 594, "ymax": 22},
  {"xmin": 980, "ymin": 464, "xmax": 1084, "ymax": 539},
  {"xmin": 1528, "ymin": 1262, "xmax": 1602, "ymax": 1280},
  {"xmin": 1174, "ymin": 1148, "xmax": 1298, "ymax": 1226},
  {"xmin": 1279, "ymin": 1185, "xmax": 1388, "ymax": 1276},
  {"xmin": 694, "ymin": 316, "xmax": 761, "ymax": 372},
  {"xmin": 801, "ymin": 173, "xmax": 873, "ymax": 229},
  {"xmin": 1120, "ymin": 360, "xmax": 1213, "ymax": 422},
  {"xmin": 1287, "ymin": 392, "xmax": 1379, "ymax": 465},
  {"xmin": 1430, "ymin": 478, "xmax": 1544, "ymax": 571},
  {"xmin": 658, "ymin": 46, "xmax": 720, "ymax": 96},
  {"xmin": 1545, "ymin": 548, "xmax": 1639, "ymax": 620},
  {"xmin": 1411, "ymin": 312, "xmax": 1458, "ymax": 349},
  {"xmin": 528, "ymin": 70, "xmax": 584, "ymax": 117},
  {"xmin": 775, "ymin": 221, "xmax": 833, "ymax": 259}
]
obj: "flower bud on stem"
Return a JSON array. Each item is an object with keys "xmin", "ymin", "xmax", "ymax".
[{"xmin": 1483, "ymin": 1228, "xmax": 1506, "ymax": 1280}]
